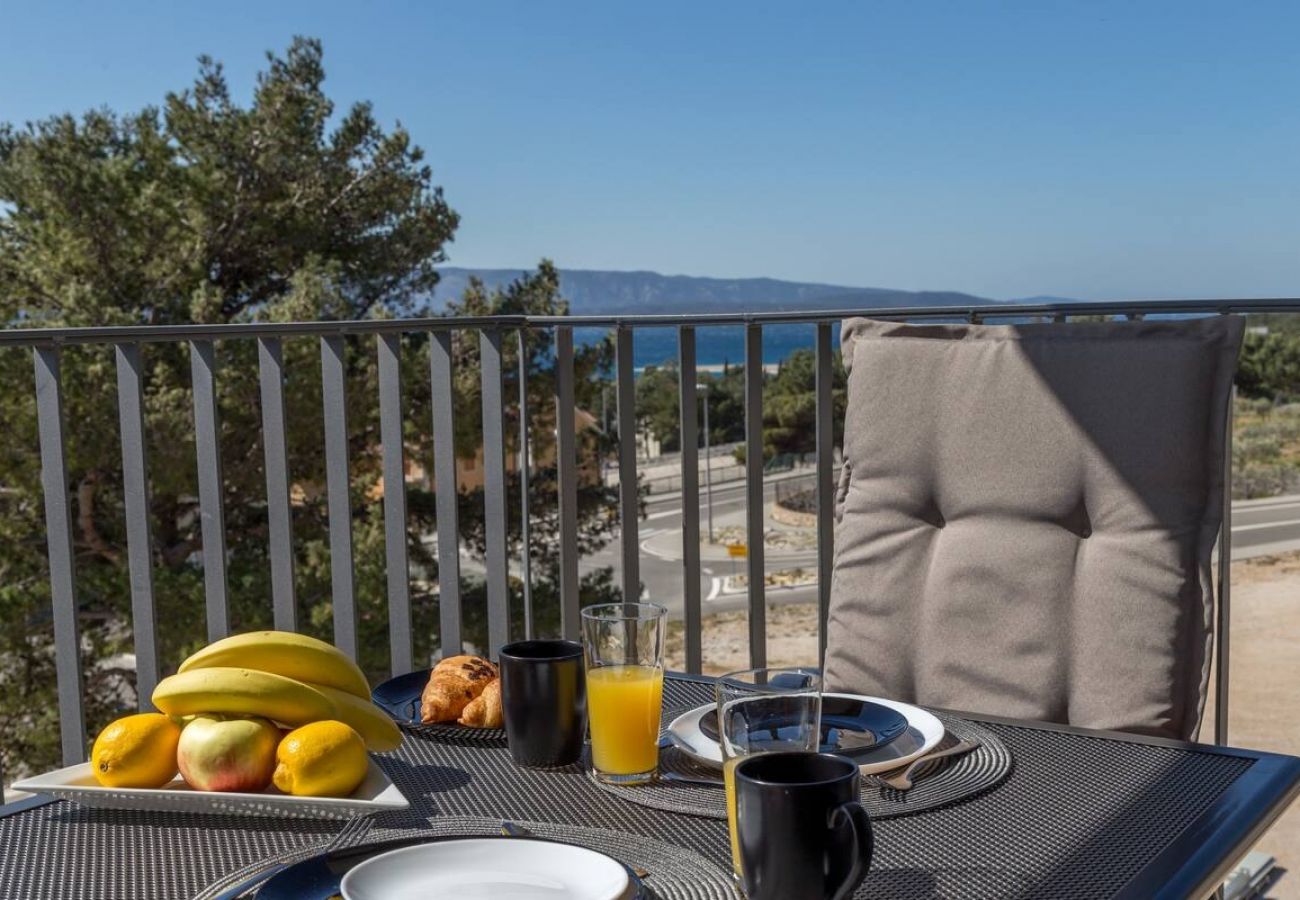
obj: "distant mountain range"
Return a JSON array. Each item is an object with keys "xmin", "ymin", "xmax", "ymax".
[{"xmin": 432, "ymin": 267, "xmax": 1011, "ymax": 315}]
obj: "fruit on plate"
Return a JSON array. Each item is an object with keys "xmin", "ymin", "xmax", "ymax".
[
  {"xmin": 273, "ymin": 720, "xmax": 368, "ymax": 797},
  {"xmin": 177, "ymin": 714, "xmax": 280, "ymax": 792},
  {"xmin": 90, "ymin": 713, "xmax": 182, "ymax": 788},
  {"xmin": 179, "ymin": 631, "xmax": 370, "ymax": 700},
  {"xmin": 308, "ymin": 683, "xmax": 403, "ymax": 752},
  {"xmin": 152, "ymin": 667, "xmax": 336, "ymax": 726}
]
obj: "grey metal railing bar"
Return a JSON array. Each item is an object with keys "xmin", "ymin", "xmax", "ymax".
[
  {"xmin": 257, "ymin": 337, "xmax": 297, "ymax": 631},
  {"xmin": 1216, "ymin": 385, "xmax": 1235, "ymax": 746},
  {"xmin": 114, "ymin": 343, "xmax": 160, "ymax": 708},
  {"xmin": 8, "ymin": 297, "xmax": 1300, "ymax": 347},
  {"xmin": 377, "ymin": 334, "xmax": 412, "ymax": 676},
  {"xmin": 815, "ymin": 323, "xmax": 835, "ymax": 668},
  {"xmin": 34, "ymin": 346, "xmax": 88, "ymax": 764},
  {"xmin": 677, "ymin": 327, "xmax": 702, "ymax": 673},
  {"xmin": 517, "ymin": 331, "xmax": 533, "ymax": 640},
  {"xmin": 555, "ymin": 327, "xmax": 580, "ymax": 640},
  {"xmin": 320, "ymin": 336, "xmax": 357, "ymax": 660},
  {"xmin": 430, "ymin": 331, "xmax": 463, "ymax": 656},
  {"xmin": 480, "ymin": 329, "xmax": 510, "ymax": 657},
  {"xmin": 616, "ymin": 327, "xmax": 639, "ymax": 604},
  {"xmin": 189, "ymin": 340, "xmax": 230, "ymax": 642},
  {"xmin": 744, "ymin": 324, "xmax": 767, "ymax": 669}
]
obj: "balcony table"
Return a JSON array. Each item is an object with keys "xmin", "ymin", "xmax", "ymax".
[{"xmin": 1, "ymin": 673, "xmax": 1297, "ymax": 900}]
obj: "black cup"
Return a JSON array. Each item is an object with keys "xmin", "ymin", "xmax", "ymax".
[
  {"xmin": 499, "ymin": 639, "xmax": 587, "ymax": 767},
  {"xmin": 734, "ymin": 751, "xmax": 873, "ymax": 900}
]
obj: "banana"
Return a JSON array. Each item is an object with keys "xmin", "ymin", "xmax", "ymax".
[
  {"xmin": 308, "ymin": 683, "xmax": 403, "ymax": 752},
  {"xmin": 153, "ymin": 667, "xmax": 337, "ymax": 726},
  {"xmin": 179, "ymin": 631, "xmax": 371, "ymax": 700}
]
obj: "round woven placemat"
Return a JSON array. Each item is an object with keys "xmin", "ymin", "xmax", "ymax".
[
  {"xmin": 593, "ymin": 713, "xmax": 1012, "ymax": 821},
  {"xmin": 366, "ymin": 815, "xmax": 742, "ymax": 900}
]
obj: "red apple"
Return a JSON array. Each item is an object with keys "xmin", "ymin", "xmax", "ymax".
[{"xmin": 176, "ymin": 715, "xmax": 280, "ymax": 792}]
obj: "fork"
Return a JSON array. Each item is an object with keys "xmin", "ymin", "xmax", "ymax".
[{"xmin": 871, "ymin": 740, "xmax": 980, "ymax": 791}]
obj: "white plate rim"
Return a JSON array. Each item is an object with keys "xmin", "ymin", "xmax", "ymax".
[
  {"xmin": 666, "ymin": 693, "xmax": 945, "ymax": 775},
  {"xmin": 12, "ymin": 757, "xmax": 408, "ymax": 814},
  {"xmin": 339, "ymin": 836, "xmax": 631, "ymax": 900}
]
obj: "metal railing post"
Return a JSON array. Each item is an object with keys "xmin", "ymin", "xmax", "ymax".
[
  {"xmin": 258, "ymin": 337, "xmax": 297, "ymax": 631},
  {"xmin": 555, "ymin": 327, "xmax": 580, "ymax": 639},
  {"xmin": 115, "ymin": 343, "xmax": 160, "ymax": 707},
  {"xmin": 34, "ymin": 346, "xmax": 87, "ymax": 763},
  {"xmin": 815, "ymin": 323, "xmax": 835, "ymax": 668},
  {"xmin": 517, "ymin": 330, "xmax": 533, "ymax": 639},
  {"xmin": 480, "ymin": 329, "xmax": 510, "ymax": 657},
  {"xmin": 678, "ymin": 327, "xmax": 702, "ymax": 673},
  {"xmin": 320, "ymin": 336, "xmax": 358, "ymax": 660},
  {"xmin": 189, "ymin": 340, "xmax": 229, "ymax": 641},
  {"xmin": 430, "ymin": 331, "xmax": 463, "ymax": 656},
  {"xmin": 615, "ymin": 326, "xmax": 639, "ymax": 603},
  {"xmin": 1216, "ymin": 385, "xmax": 1235, "ymax": 746},
  {"xmin": 378, "ymin": 333, "xmax": 413, "ymax": 676},
  {"xmin": 744, "ymin": 325, "xmax": 767, "ymax": 669}
]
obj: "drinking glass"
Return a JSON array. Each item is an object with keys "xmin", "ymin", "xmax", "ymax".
[
  {"xmin": 581, "ymin": 603, "xmax": 667, "ymax": 785},
  {"xmin": 716, "ymin": 667, "xmax": 822, "ymax": 880}
]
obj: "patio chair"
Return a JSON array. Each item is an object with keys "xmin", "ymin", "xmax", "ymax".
[{"xmin": 823, "ymin": 315, "xmax": 1244, "ymax": 740}]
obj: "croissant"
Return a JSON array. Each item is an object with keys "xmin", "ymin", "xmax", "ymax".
[
  {"xmin": 458, "ymin": 678, "xmax": 502, "ymax": 728},
  {"xmin": 420, "ymin": 655, "xmax": 498, "ymax": 724}
]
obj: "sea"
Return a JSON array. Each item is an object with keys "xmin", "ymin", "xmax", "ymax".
[{"xmin": 573, "ymin": 323, "xmax": 843, "ymax": 372}]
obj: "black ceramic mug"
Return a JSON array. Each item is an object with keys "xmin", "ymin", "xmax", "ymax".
[
  {"xmin": 734, "ymin": 751, "xmax": 873, "ymax": 900},
  {"xmin": 499, "ymin": 639, "xmax": 588, "ymax": 767}
]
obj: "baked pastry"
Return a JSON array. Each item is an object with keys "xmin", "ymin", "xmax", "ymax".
[
  {"xmin": 457, "ymin": 678, "xmax": 502, "ymax": 728},
  {"xmin": 420, "ymin": 655, "xmax": 498, "ymax": 723}
]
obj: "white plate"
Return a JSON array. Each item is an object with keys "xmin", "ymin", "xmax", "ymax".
[
  {"xmin": 341, "ymin": 838, "xmax": 633, "ymax": 900},
  {"xmin": 667, "ymin": 693, "xmax": 946, "ymax": 775},
  {"xmin": 11, "ymin": 758, "xmax": 408, "ymax": 820}
]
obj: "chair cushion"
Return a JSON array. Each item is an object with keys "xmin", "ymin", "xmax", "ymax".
[{"xmin": 824, "ymin": 315, "xmax": 1244, "ymax": 739}]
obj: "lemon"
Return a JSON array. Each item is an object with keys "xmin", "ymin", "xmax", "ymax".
[
  {"xmin": 272, "ymin": 720, "xmax": 368, "ymax": 798},
  {"xmin": 91, "ymin": 713, "xmax": 182, "ymax": 788}
]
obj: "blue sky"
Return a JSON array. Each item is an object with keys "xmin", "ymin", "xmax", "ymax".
[{"xmin": 3, "ymin": 1, "xmax": 1299, "ymax": 301}]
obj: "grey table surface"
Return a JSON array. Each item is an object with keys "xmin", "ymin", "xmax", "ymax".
[{"xmin": 2, "ymin": 674, "xmax": 1298, "ymax": 900}]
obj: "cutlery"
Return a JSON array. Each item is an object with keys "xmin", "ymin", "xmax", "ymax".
[
  {"xmin": 873, "ymin": 739, "xmax": 980, "ymax": 791},
  {"xmin": 658, "ymin": 771, "xmax": 725, "ymax": 787},
  {"xmin": 501, "ymin": 821, "xmax": 650, "ymax": 879}
]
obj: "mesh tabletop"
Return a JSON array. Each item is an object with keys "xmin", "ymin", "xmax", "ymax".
[{"xmin": 0, "ymin": 676, "xmax": 1275, "ymax": 900}]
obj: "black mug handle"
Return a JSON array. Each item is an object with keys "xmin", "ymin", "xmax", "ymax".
[{"xmin": 827, "ymin": 800, "xmax": 873, "ymax": 900}]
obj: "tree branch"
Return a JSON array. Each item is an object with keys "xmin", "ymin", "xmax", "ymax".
[{"xmin": 76, "ymin": 471, "xmax": 121, "ymax": 564}]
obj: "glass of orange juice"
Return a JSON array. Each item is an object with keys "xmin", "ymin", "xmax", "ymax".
[
  {"xmin": 717, "ymin": 667, "xmax": 822, "ymax": 880},
  {"xmin": 581, "ymin": 603, "xmax": 667, "ymax": 785}
]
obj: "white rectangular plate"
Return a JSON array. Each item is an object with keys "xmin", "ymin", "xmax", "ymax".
[{"xmin": 12, "ymin": 757, "xmax": 408, "ymax": 820}]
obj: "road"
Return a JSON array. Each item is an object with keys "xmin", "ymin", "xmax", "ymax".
[{"xmin": 583, "ymin": 485, "xmax": 1300, "ymax": 618}]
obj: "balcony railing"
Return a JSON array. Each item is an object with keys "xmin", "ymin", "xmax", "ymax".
[{"xmin": 4, "ymin": 296, "xmax": 1300, "ymax": 798}]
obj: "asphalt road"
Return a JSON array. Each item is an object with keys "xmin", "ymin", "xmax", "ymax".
[{"xmin": 582, "ymin": 483, "xmax": 1300, "ymax": 618}]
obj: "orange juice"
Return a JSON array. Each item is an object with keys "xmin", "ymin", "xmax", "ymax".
[
  {"xmin": 586, "ymin": 665, "xmax": 664, "ymax": 776},
  {"xmin": 724, "ymin": 755, "xmax": 743, "ymax": 878}
]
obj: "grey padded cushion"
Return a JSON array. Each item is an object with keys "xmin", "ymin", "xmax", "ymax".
[{"xmin": 824, "ymin": 315, "xmax": 1244, "ymax": 740}]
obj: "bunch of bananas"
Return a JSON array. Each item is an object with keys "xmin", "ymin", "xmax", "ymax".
[{"xmin": 152, "ymin": 631, "xmax": 402, "ymax": 752}]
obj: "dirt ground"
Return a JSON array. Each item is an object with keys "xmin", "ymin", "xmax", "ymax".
[{"xmin": 667, "ymin": 554, "xmax": 1300, "ymax": 897}]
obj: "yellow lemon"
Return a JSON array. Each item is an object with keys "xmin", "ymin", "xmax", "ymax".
[
  {"xmin": 91, "ymin": 713, "xmax": 182, "ymax": 788},
  {"xmin": 272, "ymin": 720, "xmax": 368, "ymax": 798}
]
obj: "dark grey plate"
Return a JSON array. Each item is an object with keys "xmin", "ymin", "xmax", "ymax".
[
  {"xmin": 700, "ymin": 694, "xmax": 909, "ymax": 756},
  {"xmin": 371, "ymin": 669, "xmax": 506, "ymax": 742}
]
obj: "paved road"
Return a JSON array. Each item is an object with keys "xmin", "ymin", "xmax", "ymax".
[{"xmin": 582, "ymin": 485, "xmax": 1300, "ymax": 618}]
